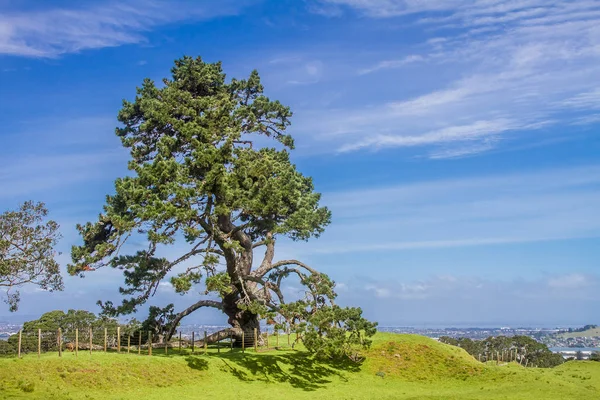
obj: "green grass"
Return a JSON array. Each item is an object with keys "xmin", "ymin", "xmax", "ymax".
[
  {"xmin": 559, "ymin": 327, "xmax": 600, "ymax": 338},
  {"xmin": 1, "ymin": 333, "xmax": 599, "ymax": 399}
]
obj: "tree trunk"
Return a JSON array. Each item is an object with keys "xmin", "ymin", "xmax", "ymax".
[{"xmin": 223, "ymin": 293, "xmax": 261, "ymax": 347}]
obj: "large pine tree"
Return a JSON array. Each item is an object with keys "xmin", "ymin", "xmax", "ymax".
[{"xmin": 69, "ymin": 56, "xmax": 375, "ymax": 359}]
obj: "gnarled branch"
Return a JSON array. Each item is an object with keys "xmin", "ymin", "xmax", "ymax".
[
  {"xmin": 166, "ymin": 299, "xmax": 223, "ymax": 339},
  {"xmin": 253, "ymin": 259, "xmax": 318, "ymax": 278}
]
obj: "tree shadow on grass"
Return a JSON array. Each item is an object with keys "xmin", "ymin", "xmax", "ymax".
[
  {"xmin": 185, "ymin": 356, "xmax": 209, "ymax": 371},
  {"xmin": 186, "ymin": 350, "xmax": 362, "ymax": 391}
]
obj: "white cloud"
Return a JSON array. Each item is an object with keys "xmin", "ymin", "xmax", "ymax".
[
  {"xmin": 286, "ymin": 60, "xmax": 324, "ymax": 85},
  {"xmin": 301, "ymin": 0, "xmax": 600, "ymax": 157},
  {"xmin": 157, "ymin": 281, "xmax": 173, "ymax": 293},
  {"xmin": 318, "ymin": 0, "xmax": 462, "ymax": 18},
  {"xmin": 353, "ymin": 272, "xmax": 600, "ymax": 305},
  {"xmin": 548, "ymin": 274, "xmax": 595, "ymax": 290},
  {"xmin": 0, "ymin": 0, "xmax": 250, "ymax": 57},
  {"xmin": 339, "ymin": 119, "xmax": 519, "ymax": 152},
  {"xmin": 560, "ymin": 88, "xmax": 600, "ymax": 110},
  {"xmin": 365, "ymin": 284, "xmax": 392, "ymax": 298},
  {"xmin": 358, "ymin": 54, "xmax": 424, "ymax": 75},
  {"xmin": 428, "ymin": 140, "xmax": 497, "ymax": 159}
]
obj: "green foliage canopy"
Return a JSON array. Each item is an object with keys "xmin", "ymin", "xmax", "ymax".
[{"xmin": 0, "ymin": 201, "xmax": 63, "ymax": 311}]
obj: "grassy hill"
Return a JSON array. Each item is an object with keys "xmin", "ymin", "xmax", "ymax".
[
  {"xmin": 559, "ymin": 327, "xmax": 600, "ymax": 338},
  {"xmin": 0, "ymin": 333, "xmax": 598, "ymax": 399}
]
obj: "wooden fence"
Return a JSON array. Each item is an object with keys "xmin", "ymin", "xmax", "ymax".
[{"xmin": 1, "ymin": 327, "xmax": 299, "ymax": 359}]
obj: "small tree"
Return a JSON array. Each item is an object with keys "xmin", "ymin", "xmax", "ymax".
[
  {"xmin": 69, "ymin": 56, "xmax": 376, "ymax": 360},
  {"xmin": 0, "ymin": 201, "xmax": 63, "ymax": 311},
  {"xmin": 10, "ymin": 309, "xmax": 121, "ymax": 352}
]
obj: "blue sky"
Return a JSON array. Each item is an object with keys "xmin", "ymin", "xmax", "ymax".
[{"xmin": 1, "ymin": 0, "xmax": 599, "ymax": 327}]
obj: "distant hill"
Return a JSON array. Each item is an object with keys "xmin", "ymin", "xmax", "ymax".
[{"xmin": 559, "ymin": 326, "xmax": 600, "ymax": 338}]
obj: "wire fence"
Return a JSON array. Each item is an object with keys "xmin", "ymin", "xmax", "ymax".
[{"xmin": 0, "ymin": 326, "xmax": 300, "ymax": 359}]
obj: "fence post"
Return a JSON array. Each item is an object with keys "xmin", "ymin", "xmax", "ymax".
[
  {"xmin": 38, "ymin": 329, "xmax": 41, "ymax": 358},
  {"xmin": 117, "ymin": 326, "xmax": 121, "ymax": 353},
  {"xmin": 127, "ymin": 335, "xmax": 130, "ymax": 354},
  {"xmin": 104, "ymin": 328, "xmax": 107, "ymax": 352},
  {"xmin": 287, "ymin": 328, "xmax": 290, "ymax": 346},
  {"xmin": 191, "ymin": 332, "xmax": 195, "ymax": 353},
  {"xmin": 138, "ymin": 331, "xmax": 141, "ymax": 355},
  {"xmin": 276, "ymin": 330, "xmax": 279, "ymax": 347},
  {"xmin": 165, "ymin": 337, "xmax": 168, "ymax": 355},
  {"xmin": 254, "ymin": 328, "xmax": 258, "ymax": 352},
  {"xmin": 89, "ymin": 327, "xmax": 93, "ymax": 355},
  {"xmin": 17, "ymin": 330, "xmax": 22, "ymax": 359},
  {"xmin": 204, "ymin": 331, "xmax": 207, "ymax": 355},
  {"xmin": 58, "ymin": 328, "xmax": 62, "ymax": 357},
  {"xmin": 266, "ymin": 331, "xmax": 269, "ymax": 349},
  {"xmin": 148, "ymin": 331, "xmax": 152, "ymax": 356},
  {"xmin": 242, "ymin": 331, "xmax": 245, "ymax": 353},
  {"xmin": 75, "ymin": 329, "xmax": 79, "ymax": 358},
  {"xmin": 179, "ymin": 331, "xmax": 182, "ymax": 353}
]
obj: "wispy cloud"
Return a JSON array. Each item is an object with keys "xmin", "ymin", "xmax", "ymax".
[
  {"xmin": 358, "ymin": 54, "xmax": 424, "ymax": 75},
  {"xmin": 0, "ymin": 151, "xmax": 124, "ymax": 199},
  {"xmin": 339, "ymin": 119, "xmax": 520, "ymax": 152},
  {"xmin": 359, "ymin": 273, "xmax": 600, "ymax": 302},
  {"xmin": 560, "ymin": 88, "xmax": 600, "ymax": 110},
  {"xmin": 317, "ymin": 0, "xmax": 461, "ymax": 18},
  {"xmin": 263, "ymin": 55, "xmax": 326, "ymax": 86},
  {"xmin": 0, "ymin": 0, "xmax": 251, "ymax": 57},
  {"xmin": 302, "ymin": 0, "xmax": 600, "ymax": 157},
  {"xmin": 334, "ymin": 271, "xmax": 600, "ymax": 325},
  {"xmin": 547, "ymin": 274, "xmax": 594, "ymax": 290},
  {"xmin": 277, "ymin": 164, "xmax": 600, "ymax": 254},
  {"xmin": 0, "ymin": 116, "xmax": 127, "ymax": 200}
]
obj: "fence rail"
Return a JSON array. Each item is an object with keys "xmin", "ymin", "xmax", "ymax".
[{"xmin": 0, "ymin": 327, "xmax": 299, "ymax": 359}]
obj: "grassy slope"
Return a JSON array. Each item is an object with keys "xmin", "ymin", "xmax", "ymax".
[
  {"xmin": 0, "ymin": 333, "xmax": 598, "ymax": 400},
  {"xmin": 559, "ymin": 327, "xmax": 600, "ymax": 338}
]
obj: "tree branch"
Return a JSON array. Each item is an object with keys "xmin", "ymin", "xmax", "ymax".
[
  {"xmin": 243, "ymin": 275, "xmax": 285, "ymax": 305},
  {"xmin": 166, "ymin": 299, "xmax": 223, "ymax": 339},
  {"xmin": 253, "ymin": 259, "xmax": 318, "ymax": 278}
]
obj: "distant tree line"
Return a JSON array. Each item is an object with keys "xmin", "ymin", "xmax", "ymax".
[
  {"xmin": 565, "ymin": 324, "xmax": 598, "ymax": 333},
  {"xmin": 439, "ymin": 335, "xmax": 564, "ymax": 368}
]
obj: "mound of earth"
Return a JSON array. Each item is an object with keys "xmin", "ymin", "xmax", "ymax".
[{"xmin": 367, "ymin": 334, "xmax": 484, "ymax": 381}]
